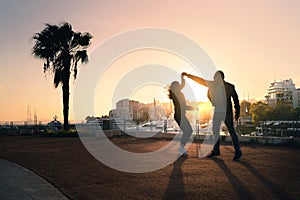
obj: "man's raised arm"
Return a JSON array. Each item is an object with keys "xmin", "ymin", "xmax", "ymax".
[{"xmin": 182, "ymin": 72, "xmax": 207, "ymax": 87}]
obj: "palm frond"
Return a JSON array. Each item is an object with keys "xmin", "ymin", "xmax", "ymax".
[
  {"xmin": 79, "ymin": 32, "xmax": 93, "ymax": 47},
  {"xmin": 54, "ymin": 69, "xmax": 62, "ymax": 88},
  {"xmin": 76, "ymin": 50, "xmax": 88, "ymax": 63},
  {"xmin": 32, "ymin": 22, "xmax": 92, "ymax": 83}
]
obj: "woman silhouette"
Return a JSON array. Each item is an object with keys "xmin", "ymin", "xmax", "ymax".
[{"xmin": 169, "ymin": 74, "xmax": 193, "ymax": 156}]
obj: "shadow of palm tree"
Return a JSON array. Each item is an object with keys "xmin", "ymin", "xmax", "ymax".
[
  {"xmin": 236, "ymin": 160, "xmax": 295, "ymax": 200},
  {"xmin": 212, "ymin": 158, "xmax": 253, "ymax": 200},
  {"xmin": 163, "ymin": 156, "xmax": 187, "ymax": 200}
]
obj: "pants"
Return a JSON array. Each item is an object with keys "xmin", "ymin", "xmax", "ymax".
[
  {"xmin": 212, "ymin": 112, "xmax": 240, "ymax": 152},
  {"xmin": 174, "ymin": 114, "xmax": 193, "ymax": 147}
]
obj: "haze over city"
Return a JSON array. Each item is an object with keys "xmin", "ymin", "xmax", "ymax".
[{"xmin": 0, "ymin": 0, "xmax": 300, "ymax": 122}]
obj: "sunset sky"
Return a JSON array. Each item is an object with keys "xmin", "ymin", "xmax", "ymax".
[{"xmin": 0, "ymin": 0, "xmax": 299, "ymax": 122}]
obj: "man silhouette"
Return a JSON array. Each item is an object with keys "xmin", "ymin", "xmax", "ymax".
[{"xmin": 182, "ymin": 71, "xmax": 242, "ymax": 160}]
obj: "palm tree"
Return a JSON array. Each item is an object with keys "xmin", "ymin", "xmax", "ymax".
[{"xmin": 32, "ymin": 22, "xmax": 92, "ymax": 130}]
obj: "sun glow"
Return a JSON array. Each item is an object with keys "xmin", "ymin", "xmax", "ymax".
[{"xmin": 93, "ymin": 49, "xmax": 210, "ymax": 116}]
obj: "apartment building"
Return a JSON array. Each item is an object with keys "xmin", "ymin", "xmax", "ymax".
[{"xmin": 265, "ymin": 79, "xmax": 299, "ymax": 108}]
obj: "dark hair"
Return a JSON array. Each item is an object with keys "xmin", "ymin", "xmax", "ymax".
[
  {"xmin": 168, "ymin": 81, "xmax": 180, "ymax": 100},
  {"xmin": 214, "ymin": 70, "xmax": 225, "ymax": 80},
  {"xmin": 215, "ymin": 70, "xmax": 225, "ymax": 80}
]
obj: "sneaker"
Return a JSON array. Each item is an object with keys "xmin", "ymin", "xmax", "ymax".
[
  {"xmin": 178, "ymin": 146, "xmax": 188, "ymax": 156},
  {"xmin": 233, "ymin": 150, "xmax": 242, "ymax": 160},
  {"xmin": 207, "ymin": 151, "xmax": 220, "ymax": 158}
]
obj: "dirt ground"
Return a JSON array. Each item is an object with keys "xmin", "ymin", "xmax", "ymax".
[{"xmin": 0, "ymin": 135, "xmax": 299, "ymax": 200}]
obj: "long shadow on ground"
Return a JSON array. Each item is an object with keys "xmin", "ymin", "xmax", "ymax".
[
  {"xmin": 163, "ymin": 156, "xmax": 187, "ymax": 200},
  {"xmin": 212, "ymin": 158, "xmax": 253, "ymax": 200},
  {"xmin": 236, "ymin": 160, "xmax": 295, "ymax": 200}
]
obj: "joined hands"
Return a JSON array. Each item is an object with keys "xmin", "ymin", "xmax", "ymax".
[{"xmin": 181, "ymin": 72, "xmax": 188, "ymax": 77}]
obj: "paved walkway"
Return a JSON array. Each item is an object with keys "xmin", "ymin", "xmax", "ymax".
[{"xmin": 0, "ymin": 159, "xmax": 68, "ymax": 200}]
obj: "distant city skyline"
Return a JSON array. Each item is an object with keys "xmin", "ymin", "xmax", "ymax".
[{"xmin": 0, "ymin": 0, "xmax": 300, "ymax": 122}]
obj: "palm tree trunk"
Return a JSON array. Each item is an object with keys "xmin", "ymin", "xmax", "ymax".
[{"xmin": 62, "ymin": 82, "xmax": 70, "ymax": 130}]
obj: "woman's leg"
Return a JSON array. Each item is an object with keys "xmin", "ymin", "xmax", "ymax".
[{"xmin": 180, "ymin": 116, "xmax": 193, "ymax": 147}]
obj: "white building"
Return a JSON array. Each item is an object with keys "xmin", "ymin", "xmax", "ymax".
[
  {"xmin": 265, "ymin": 79, "xmax": 295, "ymax": 107},
  {"xmin": 115, "ymin": 99, "xmax": 144, "ymax": 120},
  {"xmin": 293, "ymin": 89, "xmax": 300, "ymax": 108},
  {"xmin": 116, "ymin": 99, "xmax": 131, "ymax": 120}
]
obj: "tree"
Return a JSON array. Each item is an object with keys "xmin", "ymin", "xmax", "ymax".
[
  {"xmin": 240, "ymin": 100, "xmax": 251, "ymax": 118},
  {"xmin": 272, "ymin": 103, "xmax": 293, "ymax": 120},
  {"xmin": 292, "ymin": 107, "xmax": 300, "ymax": 120},
  {"xmin": 250, "ymin": 101, "xmax": 272, "ymax": 125},
  {"xmin": 32, "ymin": 22, "xmax": 92, "ymax": 130}
]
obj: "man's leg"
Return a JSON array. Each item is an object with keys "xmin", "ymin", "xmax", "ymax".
[
  {"xmin": 225, "ymin": 115, "xmax": 240, "ymax": 151},
  {"xmin": 207, "ymin": 111, "xmax": 224, "ymax": 157},
  {"xmin": 225, "ymin": 114, "xmax": 242, "ymax": 160},
  {"xmin": 212, "ymin": 116, "xmax": 221, "ymax": 153}
]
